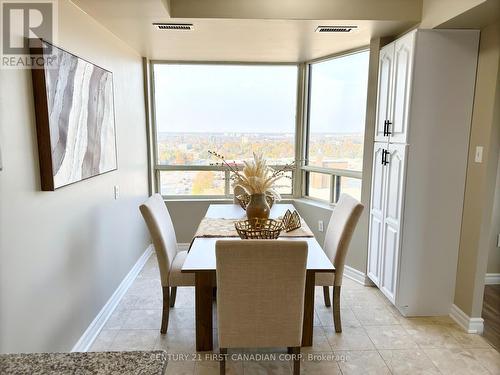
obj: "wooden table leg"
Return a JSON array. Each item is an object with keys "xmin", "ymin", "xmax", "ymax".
[
  {"xmin": 195, "ymin": 272, "xmax": 214, "ymax": 351},
  {"xmin": 302, "ymin": 270, "xmax": 315, "ymax": 346}
]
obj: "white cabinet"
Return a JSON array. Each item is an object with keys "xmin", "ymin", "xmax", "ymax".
[
  {"xmin": 390, "ymin": 33, "xmax": 415, "ymax": 144},
  {"xmin": 367, "ymin": 30, "xmax": 480, "ymax": 316},
  {"xmin": 374, "ymin": 32, "xmax": 415, "ymax": 144},
  {"xmin": 374, "ymin": 44, "xmax": 395, "ymax": 142},
  {"xmin": 367, "ymin": 143, "xmax": 386, "ymax": 285},
  {"xmin": 379, "ymin": 144, "xmax": 406, "ymax": 302}
]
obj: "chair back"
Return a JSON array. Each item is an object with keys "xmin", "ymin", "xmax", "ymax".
[
  {"xmin": 139, "ymin": 194, "xmax": 178, "ymax": 286},
  {"xmin": 216, "ymin": 240, "xmax": 308, "ymax": 349},
  {"xmin": 324, "ymin": 194, "xmax": 364, "ymax": 286}
]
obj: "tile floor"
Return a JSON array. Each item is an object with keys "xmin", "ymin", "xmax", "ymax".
[{"xmin": 90, "ymin": 255, "xmax": 500, "ymax": 374}]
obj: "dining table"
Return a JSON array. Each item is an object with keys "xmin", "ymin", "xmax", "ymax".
[{"xmin": 182, "ymin": 203, "xmax": 335, "ymax": 351}]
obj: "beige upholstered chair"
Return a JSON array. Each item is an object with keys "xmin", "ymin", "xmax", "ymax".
[
  {"xmin": 315, "ymin": 194, "xmax": 364, "ymax": 333},
  {"xmin": 139, "ymin": 194, "xmax": 195, "ymax": 334},
  {"xmin": 216, "ymin": 240, "xmax": 308, "ymax": 375}
]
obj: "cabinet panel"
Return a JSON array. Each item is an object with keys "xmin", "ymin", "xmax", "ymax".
[
  {"xmin": 375, "ymin": 44, "xmax": 394, "ymax": 142},
  {"xmin": 380, "ymin": 144, "xmax": 407, "ymax": 302},
  {"xmin": 381, "ymin": 225, "xmax": 398, "ymax": 302},
  {"xmin": 390, "ymin": 32, "xmax": 415, "ymax": 144},
  {"xmin": 367, "ymin": 144, "xmax": 387, "ymax": 285}
]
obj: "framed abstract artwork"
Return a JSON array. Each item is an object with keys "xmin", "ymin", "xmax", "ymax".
[{"xmin": 31, "ymin": 40, "xmax": 117, "ymax": 191}]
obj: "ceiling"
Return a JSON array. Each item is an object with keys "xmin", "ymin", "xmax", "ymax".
[{"xmin": 71, "ymin": 0, "xmax": 422, "ymax": 62}]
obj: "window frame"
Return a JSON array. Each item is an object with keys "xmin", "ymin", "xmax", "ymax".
[
  {"xmin": 148, "ymin": 48, "xmax": 368, "ymax": 202},
  {"xmin": 301, "ymin": 48, "xmax": 368, "ymax": 204},
  {"xmin": 149, "ymin": 61, "xmax": 299, "ymax": 200}
]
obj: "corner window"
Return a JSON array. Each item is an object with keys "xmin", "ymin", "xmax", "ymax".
[
  {"xmin": 152, "ymin": 63, "xmax": 298, "ymax": 198},
  {"xmin": 303, "ymin": 50, "xmax": 369, "ymax": 202}
]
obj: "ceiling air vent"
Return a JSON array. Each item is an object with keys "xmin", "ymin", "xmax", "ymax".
[
  {"xmin": 315, "ymin": 25, "xmax": 357, "ymax": 33},
  {"xmin": 153, "ymin": 23, "xmax": 194, "ymax": 31}
]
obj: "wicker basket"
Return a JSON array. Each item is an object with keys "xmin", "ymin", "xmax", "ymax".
[
  {"xmin": 236, "ymin": 193, "xmax": 274, "ymax": 210},
  {"xmin": 234, "ymin": 218, "xmax": 283, "ymax": 239}
]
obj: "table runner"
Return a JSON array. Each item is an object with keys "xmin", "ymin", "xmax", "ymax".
[{"xmin": 193, "ymin": 217, "xmax": 315, "ymax": 239}]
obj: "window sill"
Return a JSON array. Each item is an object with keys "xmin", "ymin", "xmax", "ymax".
[{"xmin": 293, "ymin": 197, "xmax": 335, "ymax": 211}]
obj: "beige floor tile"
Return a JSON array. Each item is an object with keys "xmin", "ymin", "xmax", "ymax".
[
  {"xmin": 89, "ymin": 329, "xmax": 118, "ymax": 352},
  {"xmin": 173, "ymin": 287, "xmax": 196, "ymax": 308},
  {"xmin": 315, "ymin": 306, "xmax": 360, "ymax": 328},
  {"xmin": 323, "ymin": 326, "xmax": 374, "ymax": 350},
  {"xmin": 424, "ymin": 348, "xmax": 490, "ymax": 374},
  {"xmin": 364, "ymin": 325, "xmax": 418, "ymax": 350},
  {"xmin": 336, "ymin": 350, "xmax": 390, "ymax": 375},
  {"xmin": 127, "ymin": 278, "xmax": 162, "ymax": 295},
  {"xmin": 378, "ymin": 349, "xmax": 440, "ymax": 374},
  {"xmin": 469, "ymin": 348, "xmax": 500, "ymax": 374},
  {"xmin": 133, "ymin": 293, "xmax": 163, "ymax": 309},
  {"xmin": 243, "ymin": 359, "xmax": 292, "ymax": 375},
  {"xmin": 103, "ymin": 309, "xmax": 131, "ymax": 330},
  {"xmin": 404, "ymin": 324, "xmax": 461, "ymax": 349},
  {"xmin": 398, "ymin": 315, "xmax": 458, "ymax": 328},
  {"xmin": 164, "ymin": 360, "xmax": 196, "ymax": 375},
  {"xmin": 352, "ymin": 305, "xmax": 400, "ymax": 326},
  {"xmin": 300, "ymin": 354, "xmax": 342, "ymax": 374},
  {"xmin": 155, "ymin": 329, "xmax": 196, "ymax": 353},
  {"xmin": 301, "ymin": 327, "xmax": 333, "ymax": 353},
  {"xmin": 195, "ymin": 359, "xmax": 243, "ymax": 375},
  {"xmin": 110, "ymin": 329, "xmax": 158, "ymax": 351},
  {"xmin": 168, "ymin": 307, "xmax": 196, "ymax": 331},
  {"xmin": 122, "ymin": 309, "xmax": 162, "ymax": 330},
  {"xmin": 448, "ymin": 328, "xmax": 493, "ymax": 349},
  {"xmin": 115, "ymin": 294, "xmax": 140, "ymax": 311}
]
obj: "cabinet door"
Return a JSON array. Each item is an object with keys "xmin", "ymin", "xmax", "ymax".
[
  {"xmin": 367, "ymin": 143, "xmax": 387, "ymax": 286},
  {"xmin": 374, "ymin": 43, "xmax": 394, "ymax": 142},
  {"xmin": 389, "ymin": 32, "xmax": 415, "ymax": 144},
  {"xmin": 380, "ymin": 144, "xmax": 407, "ymax": 302}
]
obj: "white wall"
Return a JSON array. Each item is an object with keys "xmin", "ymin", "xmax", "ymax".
[{"xmin": 0, "ymin": 0, "xmax": 149, "ymax": 352}]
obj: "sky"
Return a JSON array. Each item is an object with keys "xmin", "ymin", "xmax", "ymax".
[{"xmin": 154, "ymin": 51, "xmax": 369, "ymax": 134}]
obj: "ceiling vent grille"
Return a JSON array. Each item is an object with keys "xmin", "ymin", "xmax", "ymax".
[
  {"xmin": 315, "ymin": 26, "xmax": 357, "ymax": 33},
  {"xmin": 153, "ymin": 23, "xmax": 194, "ymax": 31}
]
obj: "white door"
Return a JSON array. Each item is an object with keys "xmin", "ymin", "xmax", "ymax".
[
  {"xmin": 380, "ymin": 144, "xmax": 407, "ymax": 302},
  {"xmin": 367, "ymin": 143, "xmax": 387, "ymax": 286},
  {"xmin": 374, "ymin": 43, "xmax": 395, "ymax": 142},
  {"xmin": 389, "ymin": 31, "xmax": 415, "ymax": 144}
]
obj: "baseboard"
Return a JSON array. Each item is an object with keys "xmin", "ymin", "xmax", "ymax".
[
  {"xmin": 449, "ymin": 304, "xmax": 484, "ymax": 334},
  {"xmin": 71, "ymin": 245, "xmax": 154, "ymax": 352},
  {"xmin": 344, "ymin": 265, "xmax": 374, "ymax": 286},
  {"xmin": 484, "ymin": 273, "xmax": 500, "ymax": 285}
]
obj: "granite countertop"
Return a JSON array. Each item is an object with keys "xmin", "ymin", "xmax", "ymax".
[{"xmin": 0, "ymin": 350, "xmax": 167, "ymax": 375}]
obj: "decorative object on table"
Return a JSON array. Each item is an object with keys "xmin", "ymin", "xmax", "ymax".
[
  {"xmin": 30, "ymin": 40, "xmax": 117, "ymax": 191},
  {"xmin": 281, "ymin": 209, "xmax": 302, "ymax": 232},
  {"xmin": 235, "ymin": 193, "xmax": 274, "ymax": 210},
  {"xmin": 234, "ymin": 218, "xmax": 283, "ymax": 239},
  {"xmin": 208, "ymin": 151, "xmax": 296, "ymax": 220}
]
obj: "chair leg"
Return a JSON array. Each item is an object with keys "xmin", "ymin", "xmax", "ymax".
[
  {"xmin": 169, "ymin": 286, "xmax": 177, "ymax": 307},
  {"xmin": 291, "ymin": 346, "xmax": 300, "ymax": 375},
  {"xmin": 333, "ymin": 285, "xmax": 342, "ymax": 333},
  {"xmin": 220, "ymin": 348, "xmax": 227, "ymax": 375},
  {"xmin": 323, "ymin": 286, "xmax": 331, "ymax": 307},
  {"xmin": 161, "ymin": 286, "xmax": 170, "ymax": 334}
]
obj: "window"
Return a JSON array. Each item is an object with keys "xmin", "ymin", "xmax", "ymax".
[
  {"xmin": 304, "ymin": 50, "xmax": 369, "ymax": 202},
  {"xmin": 152, "ymin": 63, "xmax": 298, "ymax": 197}
]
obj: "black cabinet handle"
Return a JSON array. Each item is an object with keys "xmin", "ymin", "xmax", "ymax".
[
  {"xmin": 383, "ymin": 120, "xmax": 393, "ymax": 136},
  {"xmin": 382, "ymin": 149, "xmax": 390, "ymax": 166}
]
